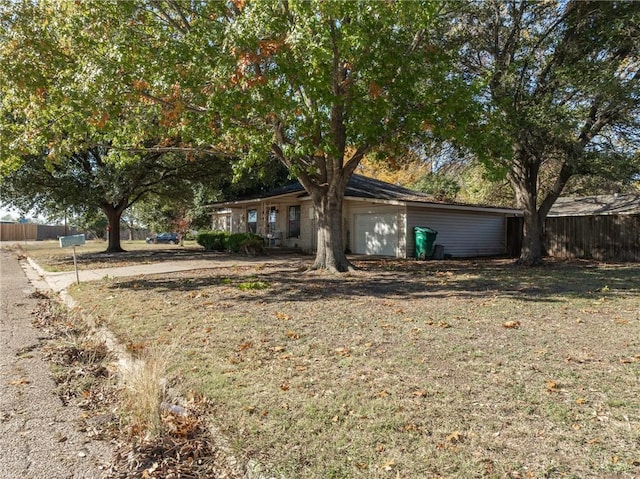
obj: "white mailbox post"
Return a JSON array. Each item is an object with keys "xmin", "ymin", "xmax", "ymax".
[{"xmin": 59, "ymin": 234, "xmax": 85, "ymax": 285}]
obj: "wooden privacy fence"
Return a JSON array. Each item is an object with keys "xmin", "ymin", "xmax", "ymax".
[
  {"xmin": 0, "ymin": 223, "xmax": 76, "ymax": 241},
  {"xmin": 0, "ymin": 223, "xmax": 38, "ymax": 241},
  {"xmin": 1, "ymin": 223, "xmax": 151, "ymax": 242},
  {"xmin": 545, "ymin": 215, "xmax": 640, "ymax": 262}
]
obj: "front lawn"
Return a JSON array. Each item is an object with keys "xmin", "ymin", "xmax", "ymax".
[
  {"xmin": 69, "ymin": 258, "xmax": 640, "ymax": 478},
  {"xmin": 16, "ymin": 240, "xmax": 203, "ymax": 272}
]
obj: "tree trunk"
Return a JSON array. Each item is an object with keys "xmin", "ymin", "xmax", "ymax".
[
  {"xmin": 509, "ymin": 155, "xmax": 544, "ymax": 266},
  {"xmin": 101, "ymin": 204, "xmax": 125, "ymax": 253},
  {"xmin": 519, "ymin": 208, "xmax": 544, "ymax": 266},
  {"xmin": 308, "ymin": 184, "xmax": 354, "ymax": 273}
]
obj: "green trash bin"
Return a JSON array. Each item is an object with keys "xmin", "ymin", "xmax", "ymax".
[{"xmin": 414, "ymin": 226, "xmax": 437, "ymax": 260}]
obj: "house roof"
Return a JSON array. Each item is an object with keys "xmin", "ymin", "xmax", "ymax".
[
  {"xmin": 209, "ymin": 174, "xmax": 520, "ymax": 214},
  {"xmin": 226, "ymin": 174, "xmax": 431, "ymax": 202},
  {"xmin": 547, "ymin": 194, "xmax": 640, "ymax": 217}
]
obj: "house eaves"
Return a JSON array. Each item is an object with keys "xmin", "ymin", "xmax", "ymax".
[
  {"xmin": 207, "ymin": 191, "xmax": 304, "ymax": 209},
  {"xmin": 346, "ymin": 195, "xmax": 521, "ymax": 215}
]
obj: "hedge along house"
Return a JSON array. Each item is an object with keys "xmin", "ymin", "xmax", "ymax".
[
  {"xmin": 208, "ymin": 175, "xmax": 521, "ymax": 259},
  {"xmin": 545, "ymin": 194, "xmax": 640, "ymax": 262}
]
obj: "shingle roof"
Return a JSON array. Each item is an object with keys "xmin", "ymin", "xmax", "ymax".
[
  {"xmin": 547, "ymin": 194, "xmax": 640, "ymax": 217},
  {"xmin": 250, "ymin": 174, "xmax": 431, "ymax": 202},
  {"xmin": 210, "ymin": 174, "xmax": 520, "ymax": 214}
]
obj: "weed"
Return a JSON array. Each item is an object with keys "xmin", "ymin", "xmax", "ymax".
[
  {"xmin": 119, "ymin": 344, "xmax": 174, "ymax": 439},
  {"xmin": 237, "ymin": 280, "xmax": 269, "ymax": 290}
]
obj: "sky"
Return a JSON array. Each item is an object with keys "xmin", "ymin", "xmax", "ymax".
[{"xmin": 0, "ymin": 203, "xmax": 47, "ymax": 222}]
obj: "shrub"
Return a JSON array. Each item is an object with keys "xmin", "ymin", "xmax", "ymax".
[
  {"xmin": 196, "ymin": 231, "xmax": 227, "ymax": 251},
  {"xmin": 241, "ymin": 234, "xmax": 266, "ymax": 256},
  {"xmin": 226, "ymin": 233, "xmax": 246, "ymax": 253},
  {"xmin": 197, "ymin": 231, "xmax": 265, "ymax": 255},
  {"xmin": 227, "ymin": 233, "xmax": 265, "ymax": 254}
]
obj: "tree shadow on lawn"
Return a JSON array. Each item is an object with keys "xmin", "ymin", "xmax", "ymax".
[
  {"xmin": 107, "ymin": 257, "xmax": 640, "ymax": 304},
  {"xmin": 56, "ymin": 247, "xmax": 302, "ymax": 269},
  {"xmin": 76, "ymin": 248, "xmax": 240, "ymax": 263}
]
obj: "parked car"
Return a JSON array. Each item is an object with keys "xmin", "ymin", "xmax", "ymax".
[{"xmin": 146, "ymin": 232, "xmax": 179, "ymax": 244}]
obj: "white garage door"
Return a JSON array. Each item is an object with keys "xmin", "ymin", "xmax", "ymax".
[{"xmin": 354, "ymin": 213, "xmax": 398, "ymax": 256}]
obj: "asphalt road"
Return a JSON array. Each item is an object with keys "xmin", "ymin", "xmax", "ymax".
[{"xmin": 0, "ymin": 249, "xmax": 113, "ymax": 479}]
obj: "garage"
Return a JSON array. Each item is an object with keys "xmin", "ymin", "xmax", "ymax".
[{"xmin": 354, "ymin": 213, "xmax": 398, "ymax": 256}]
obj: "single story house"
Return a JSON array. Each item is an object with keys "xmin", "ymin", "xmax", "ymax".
[
  {"xmin": 208, "ymin": 174, "xmax": 521, "ymax": 259},
  {"xmin": 545, "ymin": 193, "xmax": 640, "ymax": 261}
]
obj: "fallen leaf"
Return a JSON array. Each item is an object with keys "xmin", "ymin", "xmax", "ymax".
[
  {"xmin": 276, "ymin": 312, "xmax": 291, "ymax": 320},
  {"xmin": 575, "ymin": 397, "xmax": 587, "ymax": 405},
  {"xmin": 503, "ymin": 320, "xmax": 520, "ymax": 329},
  {"xmin": 280, "ymin": 383, "xmax": 290, "ymax": 391},
  {"xmin": 381, "ymin": 459, "xmax": 395, "ymax": 471},
  {"xmin": 285, "ymin": 330, "xmax": 300, "ymax": 340},
  {"xmin": 446, "ymin": 430, "xmax": 465, "ymax": 444},
  {"xmin": 237, "ymin": 341, "xmax": 253, "ymax": 352},
  {"xmin": 9, "ymin": 378, "xmax": 30, "ymax": 385},
  {"xmin": 546, "ymin": 380, "xmax": 559, "ymax": 393}
]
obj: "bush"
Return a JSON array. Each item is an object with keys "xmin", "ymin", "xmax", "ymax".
[
  {"xmin": 196, "ymin": 231, "xmax": 265, "ymax": 255},
  {"xmin": 240, "ymin": 234, "xmax": 266, "ymax": 256},
  {"xmin": 226, "ymin": 233, "xmax": 246, "ymax": 254},
  {"xmin": 196, "ymin": 231, "xmax": 227, "ymax": 251},
  {"xmin": 227, "ymin": 233, "xmax": 265, "ymax": 254}
]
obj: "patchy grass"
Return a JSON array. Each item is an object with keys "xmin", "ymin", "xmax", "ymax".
[
  {"xmin": 17, "ymin": 240, "xmax": 204, "ymax": 272},
  {"xmin": 31, "ymin": 298, "xmax": 120, "ymax": 440},
  {"xmin": 30, "ymin": 294, "xmax": 242, "ymax": 478},
  {"xmin": 69, "ymin": 258, "xmax": 640, "ymax": 478}
]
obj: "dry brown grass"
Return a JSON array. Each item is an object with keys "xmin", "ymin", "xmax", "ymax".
[
  {"xmin": 69, "ymin": 257, "xmax": 640, "ymax": 479},
  {"xmin": 118, "ymin": 344, "xmax": 174, "ymax": 439}
]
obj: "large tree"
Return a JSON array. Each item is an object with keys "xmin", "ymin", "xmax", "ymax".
[
  {"xmin": 0, "ymin": 146, "xmax": 226, "ymax": 252},
  {"xmin": 91, "ymin": 0, "xmax": 459, "ymax": 272},
  {"xmin": 448, "ymin": 0, "xmax": 640, "ymax": 265},
  {"xmin": 228, "ymin": 1, "xmax": 451, "ymax": 271},
  {"xmin": 0, "ymin": 0, "xmax": 232, "ymax": 252}
]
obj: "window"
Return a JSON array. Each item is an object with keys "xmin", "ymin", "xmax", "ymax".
[
  {"xmin": 247, "ymin": 209, "xmax": 257, "ymax": 234},
  {"xmin": 288, "ymin": 205, "xmax": 301, "ymax": 238},
  {"xmin": 268, "ymin": 206, "xmax": 277, "ymax": 234}
]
